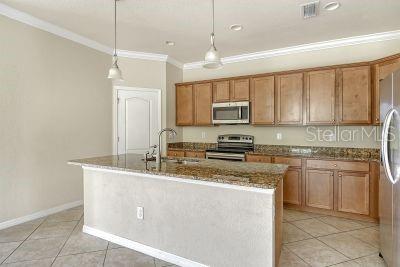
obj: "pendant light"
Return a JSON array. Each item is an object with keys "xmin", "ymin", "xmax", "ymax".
[
  {"xmin": 108, "ymin": 0, "xmax": 123, "ymax": 81},
  {"xmin": 203, "ymin": 0, "xmax": 223, "ymax": 69}
]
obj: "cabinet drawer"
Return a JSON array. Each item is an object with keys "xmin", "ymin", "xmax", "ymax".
[
  {"xmin": 306, "ymin": 159, "xmax": 369, "ymax": 172},
  {"xmin": 167, "ymin": 150, "xmax": 185, "ymax": 157},
  {"xmin": 274, "ymin": 157, "xmax": 302, "ymax": 168},
  {"xmin": 185, "ymin": 151, "xmax": 205, "ymax": 158},
  {"xmin": 246, "ymin": 154, "xmax": 272, "ymax": 163}
]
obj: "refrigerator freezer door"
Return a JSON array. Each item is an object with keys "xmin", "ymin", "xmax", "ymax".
[{"xmin": 380, "ymin": 164, "xmax": 393, "ymax": 267}]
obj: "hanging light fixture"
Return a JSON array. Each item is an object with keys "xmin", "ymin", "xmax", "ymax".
[
  {"xmin": 108, "ymin": 0, "xmax": 123, "ymax": 81},
  {"xmin": 203, "ymin": 0, "xmax": 223, "ymax": 69}
]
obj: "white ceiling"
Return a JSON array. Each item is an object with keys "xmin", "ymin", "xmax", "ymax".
[{"xmin": 1, "ymin": 0, "xmax": 400, "ymax": 63}]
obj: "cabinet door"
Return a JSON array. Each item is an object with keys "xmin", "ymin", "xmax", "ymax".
[
  {"xmin": 185, "ymin": 151, "xmax": 206, "ymax": 158},
  {"xmin": 251, "ymin": 76, "xmax": 275, "ymax": 125},
  {"xmin": 212, "ymin": 81, "xmax": 230, "ymax": 102},
  {"xmin": 305, "ymin": 69, "xmax": 336, "ymax": 124},
  {"xmin": 305, "ymin": 169, "xmax": 334, "ymax": 210},
  {"xmin": 338, "ymin": 66, "xmax": 371, "ymax": 124},
  {"xmin": 283, "ymin": 168, "xmax": 302, "ymax": 206},
  {"xmin": 230, "ymin": 78, "xmax": 250, "ymax": 101},
  {"xmin": 338, "ymin": 172, "xmax": 370, "ymax": 215},
  {"xmin": 194, "ymin": 83, "xmax": 212, "ymax": 125},
  {"xmin": 276, "ymin": 73, "xmax": 303, "ymax": 125},
  {"xmin": 176, "ymin": 85, "xmax": 193, "ymax": 125},
  {"xmin": 246, "ymin": 154, "xmax": 272, "ymax": 163},
  {"xmin": 167, "ymin": 150, "xmax": 185, "ymax": 157}
]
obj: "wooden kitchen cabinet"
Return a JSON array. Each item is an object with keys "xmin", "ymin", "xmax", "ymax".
[
  {"xmin": 283, "ymin": 169, "xmax": 302, "ymax": 206},
  {"xmin": 276, "ymin": 73, "xmax": 303, "ymax": 125},
  {"xmin": 305, "ymin": 69, "xmax": 336, "ymax": 124},
  {"xmin": 230, "ymin": 78, "xmax": 250, "ymax": 101},
  {"xmin": 246, "ymin": 154, "xmax": 272, "ymax": 163},
  {"xmin": 212, "ymin": 80, "xmax": 230, "ymax": 102},
  {"xmin": 194, "ymin": 83, "xmax": 212, "ymax": 125},
  {"xmin": 338, "ymin": 66, "xmax": 371, "ymax": 124},
  {"xmin": 167, "ymin": 149, "xmax": 185, "ymax": 157},
  {"xmin": 250, "ymin": 76, "xmax": 275, "ymax": 125},
  {"xmin": 176, "ymin": 84, "xmax": 194, "ymax": 126},
  {"xmin": 185, "ymin": 151, "xmax": 206, "ymax": 158},
  {"xmin": 338, "ymin": 171, "xmax": 370, "ymax": 215},
  {"xmin": 305, "ymin": 169, "xmax": 334, "ymax": 210}
]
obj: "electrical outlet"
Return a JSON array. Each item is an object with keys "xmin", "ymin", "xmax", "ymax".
[
  {"xmin": 201, "ymin": 132, "xmax": 206, "ymax": 139},
  {"xmin": 276, "ymin": 133, "xmax": 283, "ymax": 140},
  {"xmin": 137, "ymin": 207, "xmax": 144, "ymax": 220}
]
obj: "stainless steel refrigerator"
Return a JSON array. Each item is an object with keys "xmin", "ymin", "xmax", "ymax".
[{"xmin": 380, "ymin": 69, "xmax": 400, "ymax": 267}]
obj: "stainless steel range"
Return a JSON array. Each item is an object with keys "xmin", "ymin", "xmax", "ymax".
[{"xmin": 206, "ymin": 134, "xmax": 254, "ymax": 161}]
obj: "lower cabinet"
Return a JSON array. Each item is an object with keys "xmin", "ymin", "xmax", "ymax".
[
  {"xmin": 305, "ymin": 169, "xmax": 334, "ymax": 210},
  {"xmin": 167, "ymin": 149, "xmax": 185, "ymax": 157},
  {"xmin": 338, "ymin": 171, "xmax": 370, "ymax": 215},
  {"xmin": 246, "ymin": 154, "xmax": 272, "ymax": 163},
  {"xmin": 283, "ymin": 168, "xmax": 302, "ymax": 205},
  {"xmin": 185, "ymin": 151, "xmax": 206, "ymax": 159},
  {"xmin": 167, "ymin": 149, "xmax": 205, "ymax": 159}
]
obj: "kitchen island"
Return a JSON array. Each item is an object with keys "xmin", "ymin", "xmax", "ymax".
[{"xmin": 69, "ymin": 154, "xmax": 288, "ymax": 267}]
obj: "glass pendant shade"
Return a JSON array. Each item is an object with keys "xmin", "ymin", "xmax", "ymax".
[
  {"xmin": 108, "ymin": 55, "xmax": 123, "ymax": 81},
  {"xmin": 204, "ymin": 41, "xmax": 222, "ymax": 69}
]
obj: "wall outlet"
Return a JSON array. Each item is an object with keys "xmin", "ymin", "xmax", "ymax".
[
  {"xmin": 201, "ymin": 132, "xmax": 206, "ymax": 139},
  {"xmin": 137, "ymin": 207, "xmax": 144, "ymax": 220},
  {"xmin": 276, "ymin": 133, "xmax": 283, "ymax": 140}
]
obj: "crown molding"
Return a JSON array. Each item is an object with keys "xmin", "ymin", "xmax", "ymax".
[
  {"xmin": 0, "ymin": 3, "xmax": 184, "ymax": 67},
  {"xmin": 183, "ymin": 30, "xmax": 400, "ymax": 70}
]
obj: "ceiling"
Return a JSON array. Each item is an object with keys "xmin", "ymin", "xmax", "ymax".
[{"xmin": 1, "ymin": 0, "xmax": 400, "ymax": 63}]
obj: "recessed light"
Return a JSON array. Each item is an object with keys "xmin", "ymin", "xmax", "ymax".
[
  {"xmin": 229, "ymin": 24, "xmax": 243, "ymax": 31},
  {"xmin": 165, "ymin": 41, "xmax": 175, "ymax": 46},
  {"xmin": 323, "ymin": 1, "xmax": 340, "ymax": 11}
]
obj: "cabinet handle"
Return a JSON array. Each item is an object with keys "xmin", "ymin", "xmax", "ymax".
[
  {"xmin": 333, "ymin": 164, "xmax": 337, "ymax": 167},
  {"xmin": 338, "ymin": 174, "xmax": 342, "ymax": 177},
  {"xmin": 376, "ymin": 118, "xmax": 379, "ymax": 121}
]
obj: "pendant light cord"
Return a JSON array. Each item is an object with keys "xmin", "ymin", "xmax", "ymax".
[
  {"xmin": 212, "ymin": 0, "xmax": 215, "ymax": 34},
  {"xmin": 114, "ymin": 0, "xmax": 117, "ymax": 57}
]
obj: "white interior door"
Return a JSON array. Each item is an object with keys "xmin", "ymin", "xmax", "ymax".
[{"xmin": 117, "ymin": 89, "xmax": 161, "ymax": 155}]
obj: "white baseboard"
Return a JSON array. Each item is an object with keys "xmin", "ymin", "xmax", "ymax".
[
  {"xmin": 83, "ymin": 225, "xmax": 208, "ymax": 267},
  {"xmin": 0, "ymin": 200, "xmax": 83, "ymax": 230}
]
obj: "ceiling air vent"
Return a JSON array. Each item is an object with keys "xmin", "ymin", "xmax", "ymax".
[{"xmin": 302, "ymin": 1, "xmax": 319, "ymax": 19}]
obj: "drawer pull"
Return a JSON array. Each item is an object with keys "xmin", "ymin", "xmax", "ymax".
[{"xmin": 333, "ymin": 164, "xmax": 337, "ymax": 167}]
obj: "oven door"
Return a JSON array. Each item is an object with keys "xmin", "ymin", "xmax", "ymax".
[
  {"xmin": 206, "ymin": 152, "xmax": 246, "ymax": 161},
  {"xmin": 212, "ymin": 102, "xmax": 250, "ymax": 124}
]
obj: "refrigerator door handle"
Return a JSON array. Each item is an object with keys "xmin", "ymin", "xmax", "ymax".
[{"xmin": 382, "ymin": 108, "xmax": 397, "ymax": 185}]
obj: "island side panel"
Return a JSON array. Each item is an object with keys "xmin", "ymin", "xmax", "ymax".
[
  {"xmin": 274, "ymin": 179, "xmax": 283, "ymax": 267},
  {"xmin": 83, "ymin": 168, "xmax": 276, "ymax": 267}
]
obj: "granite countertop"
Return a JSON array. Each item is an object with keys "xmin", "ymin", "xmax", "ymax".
[
  {"xmin": 69, "ymin": 154, "xmax": 288, "ymax": 190},
  {"xmin": 168, "ymin": 143, "xmax": 380, "ymax": 162}
]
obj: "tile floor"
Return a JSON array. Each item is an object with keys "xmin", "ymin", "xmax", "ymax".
[
  {"xmin": 280, "ymin": 209, "xmax": 386, "ymax": 267},
  {"xmin": 0, "ymin": 206, "xmax": 386, "ymax": 267},
  {"xmin": 0, "ymin": 206, "xmax": 176, "ymax": 267}
]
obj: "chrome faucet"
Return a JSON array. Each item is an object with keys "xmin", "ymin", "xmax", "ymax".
[{"xmin": 157, "ymin": 128, "xmax": 177, "ymax": 167}]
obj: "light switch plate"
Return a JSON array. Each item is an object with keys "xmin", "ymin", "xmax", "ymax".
[
  {"xmin": 276, "ymin": 133, "xmax": 283, "ymax": 140},
  {"xmin": 201, "ymin": 132, "xmax": 206, "ymax": 139},
  {"xmin": 137, "ymin": 207, "xmax": 144, "ymax": 220}
]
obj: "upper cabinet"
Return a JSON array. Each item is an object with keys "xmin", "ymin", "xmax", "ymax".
[
  {"xmin": 251, "ymin": 76, "xmax": 275, "ymax": 125},
  {"xmin": 230, "ymin": 78, "xmax": 250, "ymax": 101},
  {"xmin": 275, "ymin": 73, "xmax": 303, "ymax": 125},
  {"xmin": 176, "ymin": 84, "xmax": 194, "ymax": 126},
  {"xmin": 338, "ymin": 66, "xmax": 371, "ymax": 124},
  {"xmin": 212, "ymin": 81, "xmax": 230, "ymax": 102},
  {"xmin": 305, "ymin": 69, "xmax": 336, "ymax": 125},
  {"xmin": 212, "ymin": 79, "xmax": 250, "ymax": 103},
  {"xmin": 194, "ymin": 83, "xmax": 212, "ymax": 125}
]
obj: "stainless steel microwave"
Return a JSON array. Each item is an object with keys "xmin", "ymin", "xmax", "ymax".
[{"xmin": 212, "ymin": 101, "xmax": 250, "ymax": 124}]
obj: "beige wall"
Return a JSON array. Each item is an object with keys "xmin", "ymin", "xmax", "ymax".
[
  {"xmin": 182, "ymin": 39, "xmax": 400, "ymax": 148},
  {"xmin": 166, "ymin": 63, "xmax": 183, "ymax": 142},
  {"xmin": 0, "ymin": 16, "xmax": 112, "ymax": 223}
]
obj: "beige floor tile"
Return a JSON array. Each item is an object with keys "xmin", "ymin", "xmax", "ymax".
[
  {"xmin": 292, "ymin": 218, "xmax": 341, "ymax": 237},
  {"xmin": 286, "ymin": 239, "xmax": 349, "ymax": 266},
  {"xmin": 59, "ymin": 229, "xmax": 108, "ymax": 256},
  {"xmin": 283, "ymin": 223, "xmax": 312, "ymax": 243},
  {"xmin": 317, "ymin": 216, "xmax": 365, "ymax": 231},
  {"xmin": 154, "ymin": 258, "xmax": 176, "ymax": 267},
  {"xmin": 318, "ymin": 233, "xmax": 378, "ymax": 259},
  {"xmin": 330, "ymin": 260, "xmax": 359, "ymax": 266},
  {"xmin": 0, "ymin": 242, "xmax": 21, "ymax": 263},
  {"xmin": 278, "ymin": 246, "xmax": 309, "ymax": 267},
  {"xmin": 348, "ymin": 227, "xmax": 380, "ymax": 248},
  {"xmin": 108, "ymin": 242, "xmax": 123, "ymax": 249},
  {"xmin": 104, "ymin": 248, "xmax": 155, "ymax": 267},
  {"xmin": 0, "ymin": 258, "xmax": 54, "ymax": 267},
  {"xmin": 352, "ymin": 253, "xmax": 386, "ymax": 266},
  {"xmin": 4, "ymin": 237, "xmax": 65, "ymax": 264},
  {"xmin": 28, "ymin": 221, "xmax": 77, "ymax": 240},
  {"xmin": 45, "ymin": 209, "xmax": 83, "ymax": 223},
  {"xmin": 52, "ymin": 250, "xmax": 106, "ymax": 267},
  {"xmin": 283, "ymin": 209, "xmax": 322, "ymax": 222},
  {"xmin": 0, "ymin": 219, "xmax": 44, "ymax": 243}
]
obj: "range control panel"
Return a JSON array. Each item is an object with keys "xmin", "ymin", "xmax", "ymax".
[{"xmin": 217, "ymin": 134, "xmax": 254, "ymax": 144}]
